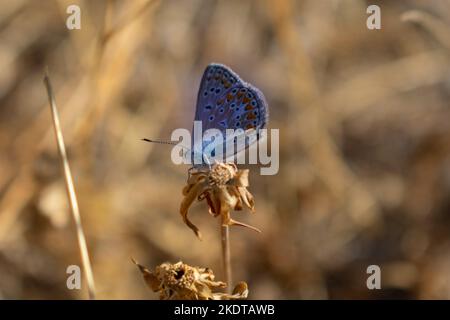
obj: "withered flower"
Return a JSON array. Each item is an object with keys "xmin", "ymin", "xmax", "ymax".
[
  {"xmin": 180, "ymin": 162, "xmax": 261, "ymax": 239},
  {"xmin": 133, "ymin": 259, "xmax": 248, "ymax": 300}
]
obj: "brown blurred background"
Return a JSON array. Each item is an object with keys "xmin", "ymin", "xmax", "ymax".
[{"xmin": 0, "ymin": 0, "xmax": 449, "ymax": 299}]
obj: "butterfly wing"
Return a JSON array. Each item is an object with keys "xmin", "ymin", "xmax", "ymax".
[{"xmin": 193, "ymin": 63, "xmax": 269, "ymax": 162}]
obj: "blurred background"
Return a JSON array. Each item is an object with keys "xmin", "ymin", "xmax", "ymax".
[{"xmin": 0, "ymin": 0, "xmax": 449, "ymax": 299}]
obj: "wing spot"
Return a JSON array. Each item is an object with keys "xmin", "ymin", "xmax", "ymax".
[
  {"xmin": 209, "ymin": 115, "xmax": 215, "ymax": 121},
  {"xmin": 247, "ymin": 112, "xmax": 256, "ymax": 120}
]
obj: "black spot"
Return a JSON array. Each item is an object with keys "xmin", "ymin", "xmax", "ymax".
[
  {"xmin": 247, "ymin": 93, "xmax": 253, "ymax": 98},
  {"xmin": 236, "ymin": 107, "xmax": 240, "ymax": 112},
  {"xmin": 251, "ymin": 100, "xmax": 257, "ymax": 106},
  {"xmin": 215, "ymin": 88, "xmax": 221, "ymax": 94},
  {"xmin": 230, "ymin": 103, "xmax": 236, "ymax": 108},
  {"xmin": 253, "ymin": 110, "xmax": 258, "ymax": 115},
  {"xmin": 210, "ymin": 87, "xmax": 215, "ymax": 92},
  {"xmin": 211, "ymin": 149, "xmax": 216, "ymax": 157},
  {"xmin": 203, "ymin": 91, "xmax": 208, "ymax": 96},
  {"xmin": 253, "ymin": 120, "xmax": 257, "ymax": 125},
  {"xmin": 205, "ymin": 105, "xmax": 212, "ymax": 110},
  {"xmin": 220, "ymin": 121, "xmax": 227, "ymax": 127},
  {"xmin": 236, "ymin": 121, "xmax": 241, "ymax": 126},
  {"xmin": 236, "ymin": 115, "xmax": 241, "ymax": 120},
  {"xmin": 232, "ymin": 88, "xmax": 238, "ymax": 94},
  {"xmin": 219, "ymin": 108, "xmax": 224, "ymax": 113},
  {"xmin": 175, "ymin": 269, "xmax": 185, "ymax": 280},
  {"xmin": 209, "ymin": 115, "xmax": 214, "ymax": 121}
]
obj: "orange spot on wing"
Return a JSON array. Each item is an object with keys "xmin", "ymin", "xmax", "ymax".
[
  {"xmin": 227, "ymin": 93, "xmax": 234, "ymax": 101},
  {"xmin": 245, "ymin": 124, "xmax": 255, "ymax": 130},
  {"xmin": 242, "ymin": 97, "xmax": 250, "ymax": 104},
  {"xmin": 246, "ymin": 113, "xmax": 256, "ymax": 120},
  {"xmin": 245, "ymin": 104, "xmax": 254, "ymax": 111}
]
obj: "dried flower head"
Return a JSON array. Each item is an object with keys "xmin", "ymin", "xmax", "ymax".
[
  {"xmin": 133, "ymin": 259, "xmax": 248, "ymax": 300},
  {"xmin": 180, "ymin": 162, "xmax": 261, "ymax": 239}
]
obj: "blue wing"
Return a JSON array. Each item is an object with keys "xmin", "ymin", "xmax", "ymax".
[{"xmin": 192, "ymin": 63, "xmax": 269, "ymax": 164}]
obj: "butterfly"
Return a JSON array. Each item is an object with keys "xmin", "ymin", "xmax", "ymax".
[{"xmin": 144, "ymin": 63, "xmax": 269, "ymax": 168}]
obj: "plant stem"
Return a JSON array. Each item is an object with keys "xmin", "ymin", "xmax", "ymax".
[{"xmin": 221, "ymin": 223, "xmax": 232, "ymax": 293}]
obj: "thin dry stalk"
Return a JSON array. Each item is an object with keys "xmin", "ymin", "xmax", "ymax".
[
  {"xmin": 221, "ymin": 224, "xmax": 232, "ymax": 294},
  {"xmin": 43, "ymin": 71, "xmax": 96, "ymax": 300}
]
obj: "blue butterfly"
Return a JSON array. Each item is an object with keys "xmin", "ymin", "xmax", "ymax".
[{"xmin": 144, "ymin": 63, "xmax": 269, "ymax": 167}]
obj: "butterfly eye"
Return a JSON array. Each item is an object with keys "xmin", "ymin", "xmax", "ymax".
[{"xmin": 209, "ymin": 115, "xmax": 215, "ymax": 121}]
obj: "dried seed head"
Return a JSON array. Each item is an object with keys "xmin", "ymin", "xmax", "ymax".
[
  {"xmin": 208, "ymin": 162, "xmax": 235, "ymax": 186},
  {"xmin": 180, "ymin": 162, "xmax": 261, "ymax": 239}
]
